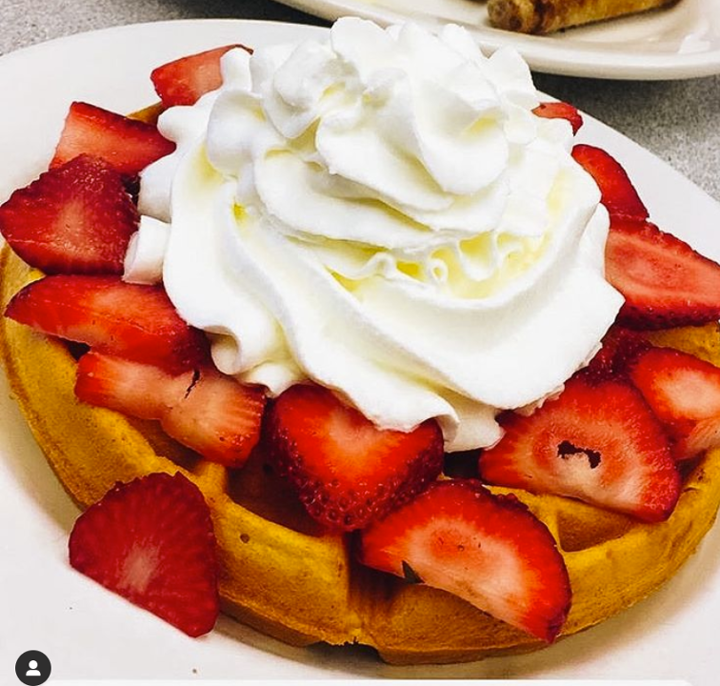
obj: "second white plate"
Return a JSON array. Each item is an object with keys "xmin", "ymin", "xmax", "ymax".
[{"xmin": 278, "ymin": 0, "xmax": 720, "ymax": 79}]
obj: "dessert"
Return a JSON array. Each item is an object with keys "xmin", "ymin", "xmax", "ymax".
[
  {"xmin": 487, "ymin": 0, "xmax": 679, "ymax": 35},
  {"xmin": 2, "ymin": 18, "xmax": 720, "ymax": 666}
]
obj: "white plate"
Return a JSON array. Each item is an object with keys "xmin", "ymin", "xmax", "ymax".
[
  {"xmin": 1, "ymin": 19, "xmax": 720, "ymax": 683},
  {"xmin": 279, "ymin": 0, "xmax": 720, "ymax": 79}
]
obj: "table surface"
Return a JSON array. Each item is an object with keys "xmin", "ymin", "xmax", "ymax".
[{"xmin": 1, "ymin": 0, "xmax": 718, "ymax": 204}]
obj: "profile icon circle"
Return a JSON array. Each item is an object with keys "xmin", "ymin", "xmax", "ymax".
[{"xmin": 14, "ymin": 650, "xmax": 51, "ymax": 685}]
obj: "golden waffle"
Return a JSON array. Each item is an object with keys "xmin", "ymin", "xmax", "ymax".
[{"xmin": 2, "ymin": 244, "xmax": 720, "ymax": 664}]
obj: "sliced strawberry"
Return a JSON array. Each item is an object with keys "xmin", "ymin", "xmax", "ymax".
[
  {"xmin": 69, "ymin": 472, "xmax": 219, "ymax": 637},
  {"xmin": 572, "ymin": 144, "xmax": 648, "ymax": 221},
  {"xmin": 533, "ymin": 101, "xmax": 583, "ymax": 134},
  {"xmin": 76, "ymin": 352, "xmax": 266, "ymax": 467},
  {"xmin": 151, "ymin": 44, "xmax": 251, "ymax": 108},
  {"xmin": 75, "ymin": 351, "xmax": 189, "ymax": 420},
  {"xmin": 265, "ymin": 384, "xmax": 444, "ymax": 531},
  {"xmin": 359, "ymin": 479, "xmax": 571, "ymax": 642},
  {"xmin": 51, "ymin": 102, "xmax": 176, "ymax": 176},
  {"xmin": 479, "ymin": 374, "xmax": 680, "ymax": 522},
  {"xmin": 0, "ymin": 155, "xmax": 138, "ymax": 275},
  {"xmin": 5, "ymin": 275, "xmax": 208, "ymax": 373},
  {"xmin": 606, "ymin": 217, "xmax": 720, "ymax": 329},
  {"xmin": 581, "ymin": 326, "xmax": 650, "ymax": 384},
  {"xmin": 162, "ymin": 365, "xmax": 266, "ymax": 467},
  {"xmin": 629, "ymin": 346, "xmax": 720, "ymax": 460}
]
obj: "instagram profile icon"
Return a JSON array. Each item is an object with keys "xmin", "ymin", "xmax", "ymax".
[{"xmin": 14, "ymin": 650, "xmax": 51, "ymax": 685}]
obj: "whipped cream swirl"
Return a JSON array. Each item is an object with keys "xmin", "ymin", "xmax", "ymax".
[{"xmin": 137, "ymin": 18, "xmax": 623, "ymax": 451}]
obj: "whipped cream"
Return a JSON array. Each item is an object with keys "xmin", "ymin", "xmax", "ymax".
[
  {"xmin": 124, "ymin": 215, "xmax": 170, "ymax": 284},
  {"xmin": 138, "ymin": 18, "xmax": 623, "ymax": 451}
]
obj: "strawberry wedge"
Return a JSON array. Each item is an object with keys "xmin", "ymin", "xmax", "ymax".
[
  {"xmin": 151, "ymin": 44, "xmax": 251, "ymax": 108},
  {"xmin": 0, "ymin": 155, "xmax": 138, "ymax": 275},
  {"xmin": 630, "ymin": 346, "xmax": 720, "ymax": 460},
  {"xmin": 51, "ymin": 102, "xmax": 176, "ymax": 176},
  {"xmin": 479, "ymin": 374, "xmax": 680, "ymax": 522},
  {"xmin": 533, "ymin": 101, "xmax": 583, "ymax": 134},
  {"xmin": 69, "ymin": 472, "xmax": 219, "ymax": 637},
  {"xmin": 5, "ymin": 275, "xmax": 208, "ymax": 373},
  {"xmin": 572, "ymin": 144, "xmax": 648, "ymax": 221},
  {"xmin": 266, "ymin": 384, "xmax": 444, "ymax": 531},
  {"xmin": 606, "ymin": 218, "xmax": 720, "ymax": 329},
  {"xmin": 76, "ymin": 352, "xmax": 266, "ymax": 467},
  {"xmin": 581, "ymin": 326, "xmax": 650, "ymax": 384},
  {"xmin": 360, "ymin": 479, "xmax": 571, "ymax": 642}
]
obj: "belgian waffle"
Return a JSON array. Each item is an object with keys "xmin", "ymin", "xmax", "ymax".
[{"xmin": 2, "ymin": 245, "xmax": 720, "ymax": 664}]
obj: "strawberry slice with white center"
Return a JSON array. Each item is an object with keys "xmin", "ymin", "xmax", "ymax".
[
  {"xmin": 0, "ymin": 155, "xmax": 138, "ymax": 275},
  {"xmin": 5, "ymin": 275, "xmax": 208, "ymax": 373},
  {"xmin": 606, "ymin": 217, "xmax": 720, "ymax": 329},
  {"xmin": 51, "ymin": 102, "xmax": 176, "ymax": 176},
  {"xmin": 265, "ymin": 384, "xmax": 444, "ymax": 531},
  {"xmin": 572, "ymin": 144, "xmax": 648, "ymax": 221},
  {"xmin": 75, "ymin": 351, "xmax": 190, "ymax": 419},
  {"xmin": 69, "ymin": 472, "xmax": 219, "ymax": 637},
  {"xmin": 479, "ymin": 374, "xmax": 680, "ymax": 522},
  {"xmin": 630, "ymin": 345, "xmax": 720, "ymax": 460},
  {"xmin": 75, "ymin": 352, "xmax": 266, "ymax": 467},
  {"xmin": 533, "ymin": 101, "xmax": 583, "ymax": 134},
  {"xmin": 359, "ymin": 479, "xmax": 571, "ymax": 642},
  {"xmin": 151, "ymin": 44, "xmax": 251, "ymax": 108},
  {"xmin": 162, "ymin": 365, "xmax": 266, "ymax": 467}
]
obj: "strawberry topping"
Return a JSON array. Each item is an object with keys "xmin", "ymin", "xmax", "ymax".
[
  {"xmin": 606, "ymin": 217, "xmax": 720, "ymax": 329},
  {"xmin": 75, "ymin": 351, "xmax": 187, "ymax": 419},
  {"xmin": 479, "ymin": 374, "xmax": 680, "ymax": 522},
  {"xmin": 0, "ymin": 155, "xmax": 138, "ymax": 275},
  {"xmin": 151, "ymin": 44, "xmax": 251, "ymax": 108},
  {"xmin": 359, "ymin": 479, "xmax": 571, "ymax": 642},
  {"xmin": 162, "ymin": 364, "xmax": 266, "ymax": 468},
  {"xmin": 582, "ymin": 326, "xmax": 650, "ymax": 384},
  {"xmin": 5, "ymin": 275, "xmax": 208, "ymax": 373},
  {"xmin": 69, "ymin": 472, "xmax": 219, "ymax": 637},
  {"xmin": 75, "ymin": 352, "xmax": 266, "ymax": 467},
  {"xmin": 630, "ymin": 345, "xmax": 720, "ymax": 460},
  {"xmin": 533, "ymin": 101, "xmax": 583, "ymax": 134},
  {"xmin": 572, "ymin": 144, "xmax": 648, "ymax": 221},
  {"xmin": 51, "ymin": 102, "xmax": 175, "ymax": 176},
  {"xmin": 265, "ymin": 384, "xmax": 444, "ymax": 531}
]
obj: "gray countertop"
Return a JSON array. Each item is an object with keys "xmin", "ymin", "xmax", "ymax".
[{"xmin": 1, "ymin": 0, "xmax": 718, "ymax": 202}]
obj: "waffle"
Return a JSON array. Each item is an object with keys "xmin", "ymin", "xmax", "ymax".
[{"xmin": 3, "ymin": 245, "xmax": 720, "ymax": 664}]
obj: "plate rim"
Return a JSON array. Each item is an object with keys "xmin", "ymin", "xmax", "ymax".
[{"xmin": 275, "ymin": 0, "xmax": 720, "ymax": 79}]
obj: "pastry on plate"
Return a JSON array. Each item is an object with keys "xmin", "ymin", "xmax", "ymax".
[
  {"xmin": 2, "ymin": 18, "xmax": 720, "ymax": 665},
  {"xmin": 487, "ymin": 0, "xmax": 679, "ymax": 35}
]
